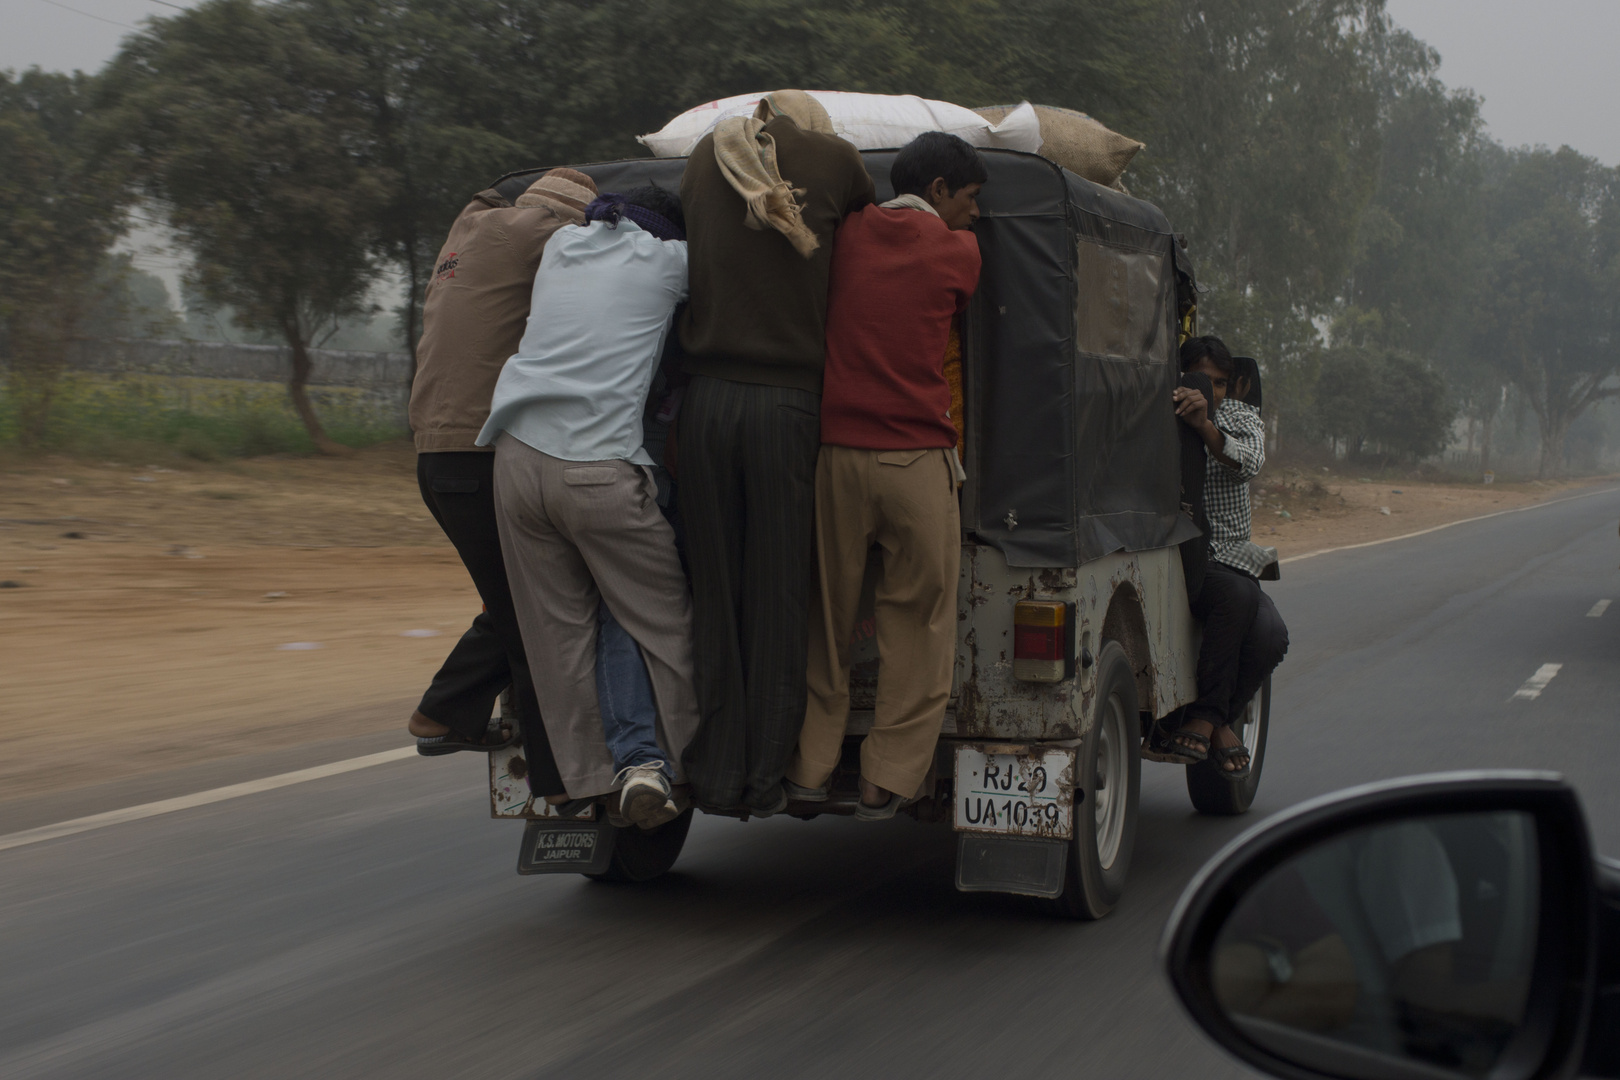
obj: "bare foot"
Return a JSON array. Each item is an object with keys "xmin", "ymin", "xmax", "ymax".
[{"xmin": 407, "ymin": 711, "xmax": 450, "ymax": 738}]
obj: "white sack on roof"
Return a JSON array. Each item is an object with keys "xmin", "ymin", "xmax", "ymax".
[{"xmin": 639, "ymin": 92, "xmax": 1043, "ymax": 158}]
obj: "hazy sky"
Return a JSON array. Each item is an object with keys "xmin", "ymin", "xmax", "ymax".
[
  {"xmin": 1, "ymin": 0, "xmax": 1615, "ymax": 165},
  {"xmin": 1383, "ymin": 0, "xmax": 1620, "ymax": 166}
]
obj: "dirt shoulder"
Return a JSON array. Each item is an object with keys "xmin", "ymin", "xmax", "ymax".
[
  {"xmin": 1250, "ymin": 467, "xmax": 1611, "ymax": 560},
  {"xmin": 1, "ymin": 443, "xmax": 1610, "ymax": 805},
  {"xmin": 0, "ymin": 443, "xmax": 465, "ymax": 803}
]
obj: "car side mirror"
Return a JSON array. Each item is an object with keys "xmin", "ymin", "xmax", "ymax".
[{"xmin": 1162, "ymin": 771, "xmax": 1620, "ymax": 1080}]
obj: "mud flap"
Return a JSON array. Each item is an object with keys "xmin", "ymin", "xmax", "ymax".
[
  {"xmin": 955, "ymin": 834, "xmax": 1068, "ymax": 898},
  {"xmin": 517, "ymin": 818, "xmax": 615, "ymax": 876}
]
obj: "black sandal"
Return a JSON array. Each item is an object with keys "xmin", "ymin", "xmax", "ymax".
[
  {"xmin": 1210, "ymin": 743, "xmax": 1252, "ymax": 779},
  {"xmin": 416, "ymin": 723, "xmax": 518, "ymax": 757},
  {"xmin": 1167, "ymin": 726, "xmax": 1211, "ymax": 763}
]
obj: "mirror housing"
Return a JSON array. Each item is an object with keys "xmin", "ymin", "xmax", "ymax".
[
  {"xmin": 1586, "ymin": 857, "xmax": 1620, "ymax": 1077},
  {"xmin": 1162, "ymin": 771, "xmax": 1607, "ymax": 1080}
]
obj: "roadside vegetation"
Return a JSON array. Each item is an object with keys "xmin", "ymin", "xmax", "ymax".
[{"xmin": 0, "ymin": 374, "xmax": 402, "ymax": 462}]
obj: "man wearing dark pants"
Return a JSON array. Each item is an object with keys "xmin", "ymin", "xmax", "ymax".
[
  {"xmin": 412, "ymin": 455, "xmax": 555, "ymax": 781},
  {"xmin": 1170, "ymin": 336, "xmax": 1289, "ymax": 775},
  {"xmin": 1189, "ymin": 561, "xmax": 1287, "ymax": 733},
  {"xmin": 676, "ymin": 90, "xmax": 875, "ymax": 815},
  {"xmin": 406, "ymin": 168, "xmax": 599, "ymax": 794}
]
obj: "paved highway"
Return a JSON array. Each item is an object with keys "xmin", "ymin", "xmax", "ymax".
[{"xmin": 3, "ymin": 485, "xmax": 1618, "ymax": 1079}]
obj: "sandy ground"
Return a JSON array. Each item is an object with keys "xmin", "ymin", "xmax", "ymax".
[
  {"xmin": 0, "ymin": 442, "xmax": 1607, "ymax": 803},
  {"xmin": 1249, "ymin": 466, "xmax": 1604, "ymax": 559},
  {"xmin": 0, "ymin": 443, "xmax": 474, "ymax": 802}
]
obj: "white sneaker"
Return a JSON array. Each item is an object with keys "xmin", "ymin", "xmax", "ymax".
[{"xmin": 615, "ymin": 761, "xmax": 679, "ymax": 829}]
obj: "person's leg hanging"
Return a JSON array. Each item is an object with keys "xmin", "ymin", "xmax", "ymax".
[
  {"xmin": 861, "ymin": 448, "xmax": 959, "ymax": 810},
  {"xmin": 789, "ymin": 445, "xmax": 877, "ymax": 793},
  {"xmin": 416, "ymin": 452, "xmax": 563, "ymax": 790},
  {"xmin": 595, "ymin": 603, "xmax": 664, "ymax": 774},
  {"xmin": 1175, "ymin": 562, "xmax": 1260, "ymax": 761},
  {"xmin": 673, "ymin": 377, "xmax": 750, "ymax": 808},
  {"xmin": 737, "ymin": 385, "xmax": 820, "ymax": 812}
]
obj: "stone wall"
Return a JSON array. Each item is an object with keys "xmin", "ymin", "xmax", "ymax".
[{"xmin": 67, "ymin": 337, "xmax": 411, "ymax": 387}]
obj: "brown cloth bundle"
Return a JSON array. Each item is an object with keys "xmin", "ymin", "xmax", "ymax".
[
  {"xmin": 711, "ymin": 90, "xmax": 838, "ymax": 259},
  {"xmin": 973, "ymin": 104, "xmax": 1144, "ymax": 189}
]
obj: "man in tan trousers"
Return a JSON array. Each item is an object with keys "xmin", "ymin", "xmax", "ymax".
[{"xmin": 784, "ymin": 133, "xmax": 986, "ymax": 819}]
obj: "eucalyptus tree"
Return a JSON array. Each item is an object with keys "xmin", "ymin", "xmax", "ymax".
[
  {"xmin": 1472, "ymin": 146, "xmax": 1620, "ymax": 477},
  {"xmin": 1346, "ymin": 26, "xmax": 1485, "ymax": 356},
  {"xmin": 1133, "ymin": 0, "xmax": 1387, "ymax": 440},
  {"xmin": 101, "ymin": 0, "xmax": 387, "ymax": 454},
  {"xmin": 0, "ymin": 69, "xmax": 131, "ymax": 446}
]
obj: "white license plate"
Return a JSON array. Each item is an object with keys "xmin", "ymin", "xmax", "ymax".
[{"xmin": 954, "ymin": 745, "xmax": 1074, "ymax": 838}]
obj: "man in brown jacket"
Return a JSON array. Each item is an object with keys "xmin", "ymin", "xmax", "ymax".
[
  {"xmin": 676, "ymin": 91, "xmax": 875, "ymax": 815},
  {"xmin": 406, "ymin": 168, "xmax": 597, "ymax": 800}
]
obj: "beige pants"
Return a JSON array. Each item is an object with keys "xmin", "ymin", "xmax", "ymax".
[
  {"xmin": 787, "ymin": 445, "xmax": 961, "ymax": 797},
  {"xmin": 492, "ymin": 435, "xmax": 700, "ymax": 799}
]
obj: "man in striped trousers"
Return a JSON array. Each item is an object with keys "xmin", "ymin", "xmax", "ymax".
[{"xmin": 675, "ymin": 91, "xmax": 876, "ymax": 814}]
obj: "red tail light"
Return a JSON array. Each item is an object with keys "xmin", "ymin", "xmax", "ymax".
[{"xmin": 1013, "ymin": 600, "xmax": 1069, "ymax": 682}]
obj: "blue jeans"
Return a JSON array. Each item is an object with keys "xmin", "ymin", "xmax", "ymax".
[{"xmin": 596, "ymin": 603, "xmax": 667, "ymax": 776}]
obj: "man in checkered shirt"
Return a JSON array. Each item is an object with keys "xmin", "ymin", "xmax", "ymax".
[{"xmin": 1168, "ymin": 337, "xmax": 1289, "ymax": 777}]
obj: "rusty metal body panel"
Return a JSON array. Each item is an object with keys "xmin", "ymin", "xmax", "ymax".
[
  {"xmin": 490, "ymin": 742, "xmax": 601, "ymax": 821},
  {"xmin": 951, "ymin": 541, "xmax": 1197, "ymax": 742}
]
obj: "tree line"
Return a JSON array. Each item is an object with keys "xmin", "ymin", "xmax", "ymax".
[{"xmin": 1, "ymin": 0, "xmax": 1615, "ymax": 474}]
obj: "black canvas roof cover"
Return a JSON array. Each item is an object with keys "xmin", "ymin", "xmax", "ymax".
[{"xmin": 493, "ymin": 149, "xmax": 1197, "ymax": 568}]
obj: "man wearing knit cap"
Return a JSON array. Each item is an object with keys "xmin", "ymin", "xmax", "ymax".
[
  {"xmin": 676, "ymin": 89, "xmax": 876, "ymax": 817},
  {"xmin": 406, "ymin": 168, "xmax": 598, "ymax": 801}
]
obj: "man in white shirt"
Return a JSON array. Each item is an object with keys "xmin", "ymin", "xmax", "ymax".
[{"xmin": 478, "ymin": 187, "xmax": 698, "ymax": 829}]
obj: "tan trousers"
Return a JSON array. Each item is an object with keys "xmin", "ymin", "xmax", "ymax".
[
  {"xmin": 492, "ymin": 435, "xmax": 700, "ymax": 799},
  {"xmin": 787, "ymin": 445, "xmax": 960, "ymax": 797}
]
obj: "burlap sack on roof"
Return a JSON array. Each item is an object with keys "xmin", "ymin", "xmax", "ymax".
[{"xmin": 972, "ymin": 104, "xmax": 1144, "ymax": 189}]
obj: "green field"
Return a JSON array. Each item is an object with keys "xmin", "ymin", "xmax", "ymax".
[{"xmin": 0, "ymin": 372, "xmax": 405, "ymax": 460}]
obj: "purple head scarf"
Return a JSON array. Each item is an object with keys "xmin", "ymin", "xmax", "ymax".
[{"xmin": 584, "ymin": 193, "xmax": 685, "ymax": 242}]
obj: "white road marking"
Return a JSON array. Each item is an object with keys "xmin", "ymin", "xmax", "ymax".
[
  {"xmin": 1588, "ymin": 599, "xmax": 1611, "ymax": 618},
  {"xmin": 0, "ymin": 746, "xmax": 418, "ymax": 854},
  {"xmin": 1281, "ymin": 485, "xmax": 1620, "ymax": 565},
  {"xmin": 1512, "ymin": 664, "xmax": 1563, "ymax": 701}
]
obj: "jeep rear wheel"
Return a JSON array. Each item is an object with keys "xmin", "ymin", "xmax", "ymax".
[
  {"xmin": 587, "ymin": 808, "xmax": 693, "ymax": 883},
  {"xmin": 1045, "ymin": 641, "xmax": 1141, "ymax": 919}
]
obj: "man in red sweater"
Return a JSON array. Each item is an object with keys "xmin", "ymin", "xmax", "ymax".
[{"xmin": 784, "ymin": 132, "xmax": 985, "ymax": 819}]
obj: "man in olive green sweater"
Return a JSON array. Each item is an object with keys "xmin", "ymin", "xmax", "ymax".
[{"xmin": 676, "ymin": 91, "xmax": 875, "ymax": 815}]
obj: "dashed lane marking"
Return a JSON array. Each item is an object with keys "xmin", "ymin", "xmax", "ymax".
[
  {"xmin": 0, "ymin": 746, "xmax": 418, "ymax": 855},
  {"xmin": 1512, "ymin": 664, "xmax": 1564, "ymax": 701},
  {"xmin": 1588, "ymin": 599, "xmax": 1611, "ymax": 618}
]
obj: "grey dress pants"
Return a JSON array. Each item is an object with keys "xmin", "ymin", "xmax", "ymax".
[{"xmin": 492, "ymin": 435, "xmax": 700, "ymax": 799}]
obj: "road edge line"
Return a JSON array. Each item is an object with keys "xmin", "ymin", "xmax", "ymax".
[
  {"xmin": 1280, "ymin": 485, "xmax": 1620, "ymax": 566},
  {"xmin": 0, "ymin": 746, "xmax": 418, "ymax": 854}
]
